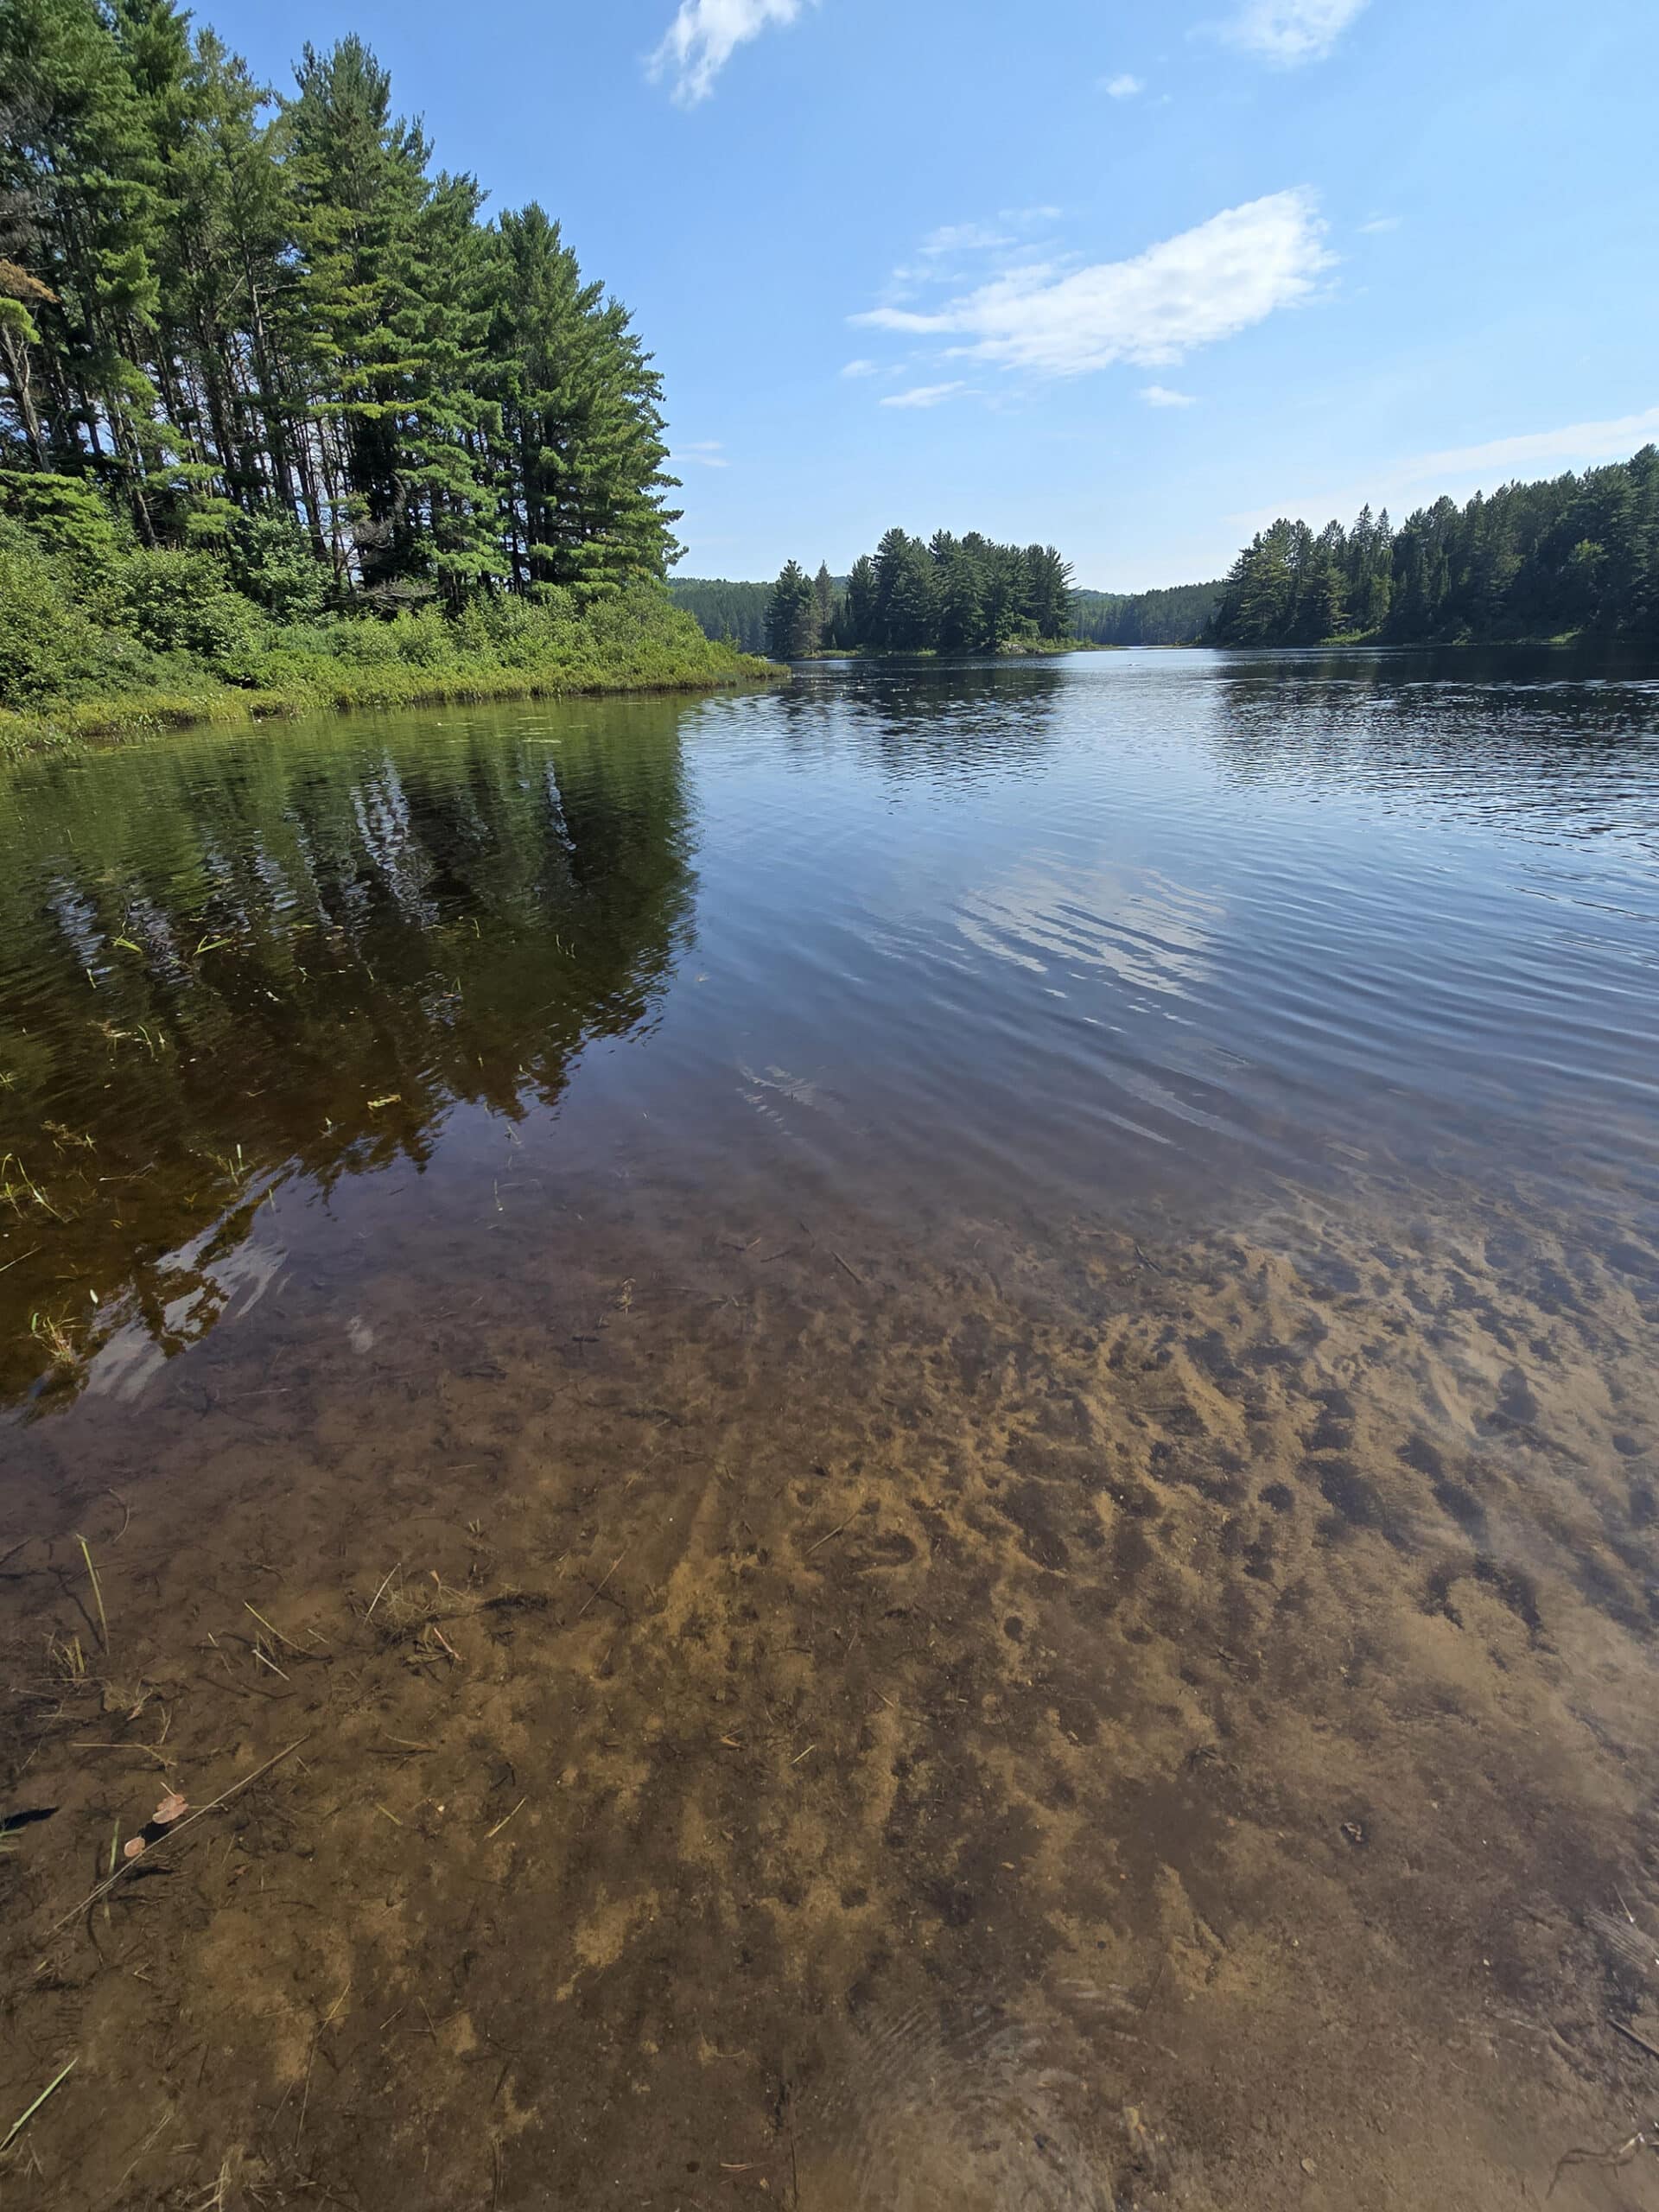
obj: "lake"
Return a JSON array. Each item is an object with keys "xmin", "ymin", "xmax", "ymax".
[{"xmin": 3, "ymin": 650, "xmax": 1658, "ymax": 2209}]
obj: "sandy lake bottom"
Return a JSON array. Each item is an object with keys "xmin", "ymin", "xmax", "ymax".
[{"xmin": 3, "ymin": 652, "xmax": 1659, "ymax": 2209}]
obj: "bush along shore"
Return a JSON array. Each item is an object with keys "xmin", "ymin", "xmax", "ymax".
[{"xmin": 0, "ymin": 519, "xmax": 775, "ymax": 761}]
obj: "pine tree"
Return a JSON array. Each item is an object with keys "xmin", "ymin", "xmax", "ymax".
[
  {"xmin": 1021, "ymin": 543, "xmax": 1074, "ymax": 641},
  {"xmin": 0, "ymin": 0, "xmax": 170, "ymax": 524},
  {"xmin": 843, "ymin": 554, "xmax": 876, "ymax": 646},
  {"xmin": 812, "ymin": 560, "xmax": 836, "ymax": 641},
  {"xmin": 486, "ymin": 204, "xmax": 678, "ymax": 599},
  {"xmin": 1214, "ymin": 523, "xmax": 1297, "ymax": 644},
  {"xmin": 765, "ymin": 558, "xmax": 817, "ymax": 658},
  {"xmin": 283, "ymin": 37, "xmax": 504, "ymax": 601},
  {"xmin": 873, "ymin": 527, "xmax": 937, "ymax": 649},
  {"xmin": 937, "ymin": 541, "xmax": 985, "ymax": 652}
]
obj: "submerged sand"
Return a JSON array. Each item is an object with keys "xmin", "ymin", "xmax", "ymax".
[{"xmin": 3, "ymin": 1150, "xmax": 1659, "ymax": 2211}]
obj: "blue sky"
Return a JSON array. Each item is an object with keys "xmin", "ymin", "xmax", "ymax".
[{"xmin": 202, "ymin": 0, "xmax": 1657, "ymax": 588}]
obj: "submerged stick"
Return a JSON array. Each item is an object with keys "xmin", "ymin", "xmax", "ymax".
[
  {"xmin": 364, "ymin": 1563, "xmax": 401, "ymax": 1622},
  {"xmin": 574, "ymin": 1554, "xmax": 625, "ymax": 1622},
  {"xmin": 71, "ymin": 1742, "xmax": 175, "ymax": 1770},
  {"xmin": 486, "ymin": 1797, "xmax": 527, "ymax": 1840},
  {"xmin": 244, "ymin": 1602, "xmax": 303, "ymax": 1654},
  {"xmin": 806, "ymin": 1514, "xmax": 857, "ymax": 1555},
  {"xmin": 44, "ymin": 1738, "xmax": 308, "ymax": 1937},
  {"xmin": 1609, "ymin": 2016, "xmax": 1659, "ymax": 2064}
]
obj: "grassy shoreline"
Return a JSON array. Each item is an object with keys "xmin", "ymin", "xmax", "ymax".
[{"xmin": 0, "ymin": 640, "xmax": 782, "ymax": 763}]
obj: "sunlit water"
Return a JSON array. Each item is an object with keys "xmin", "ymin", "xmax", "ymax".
[
  {"xmin": 2, "ymin": 648, "xmax": 1656, "ymax": 1407},
  {"xmin": 4, "ymin": 649, "xmax": 1659, "ymax": 2209}
]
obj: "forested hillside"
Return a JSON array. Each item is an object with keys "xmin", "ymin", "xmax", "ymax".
[
  {"xmin": 668, "ymin": 578, "xmax": 772, "ymax": 653},
  {"xmin": 766, "ymin": 531, "xmax": 1074, "ymax": 657},
  {"xmin": 1073, "ymin": 581, "xmax": 1221, "ymax": 645},
  {"xmin": 0, "ymin": 0, "xmax": 753, "ymax": 738},
  {"xmin": 1213, "ymin": 449, "xmax": 1659, "ymax": 645}
]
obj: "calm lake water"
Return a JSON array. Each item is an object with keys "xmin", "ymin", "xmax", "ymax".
[
  {"xmin": 3, "ymin": 648, "xmax": 1657, "ymax": 1406},
  {"xmin": 4, "ymin": 650, "xmax": 1659, "ymax": 2209}
]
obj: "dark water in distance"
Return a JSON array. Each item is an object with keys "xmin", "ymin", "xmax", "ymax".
[{"xmin": 1, "ymin": 645, "xmax": 1657, "ymax": 1409}]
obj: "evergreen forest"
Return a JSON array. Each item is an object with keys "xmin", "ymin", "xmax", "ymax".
[
  {"xmin": 765, "ymin": 532, "xmax": 1074, "ymax": 658},
  {"xmin": 0, "ymin": 0, "xmax": 747, "ymax": 739},
  {"xmin": 1072, "ymin": 581, "xmax": 1221, "ymax": 646},
  {"xmin": 1212, "ymin": 449, "xmax": 1659, "ymax": 646},
  {"xmin": 668, "ymin": 576, "xmax": 772, "ymax": 654}
]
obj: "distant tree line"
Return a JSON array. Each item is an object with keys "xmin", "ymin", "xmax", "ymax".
[
  {"xmin": 667, "ymin": 577, "xmax": 772, "ymax": 653},
  {"xmin": 1213, "ymin": 448, "xmax": 1659, "ymax": 646},
  {"xmin": 1073, "ymin": 580, "xmax": 1221, "ymax": 645},
  {"xmin": 0, "ymin": 0, "xmax": 681, "ymax": 618},
  {"xmin": 765, "ymin": 531, "xmax": 1075, "ymax": 658}
]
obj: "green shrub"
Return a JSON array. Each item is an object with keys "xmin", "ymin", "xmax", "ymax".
[
  {"xmin": 114, "ymin": 549, "xmax": 263, "ymax": 668},
  {"xmin": 226, "ymin": 512, "xmax": 330, "ymax": 622},
  {"xmin": 0, "ymin": 470, "xmax": 125, "ymax": 574},
  {"xmin": 391, "ymin": 609, "xmax": 460, "ymax": 667},
  {"xmin": 316, "ymin": 616, "xmax": 407, "ymax": 668},
  {"xmin": 0, "ymin": 521, "xmax": 106, "ymax": 703}
]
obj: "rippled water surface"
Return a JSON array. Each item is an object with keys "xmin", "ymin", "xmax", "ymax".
[
  {"xmin": 4, "ymin": 649, "xmax": 1659, "ymax": 2210},
  {"xmin": 3, "ymin": 649, "xmax": 1657, "ymax": 1399}
]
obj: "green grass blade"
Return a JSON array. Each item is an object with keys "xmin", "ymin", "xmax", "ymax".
[{"xmin": 2, "ymin": 2057, "xmax": 76, "ymax": 2153}]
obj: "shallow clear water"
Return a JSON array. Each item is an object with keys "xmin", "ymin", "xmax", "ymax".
[{"xmin": 5, "ymin": 651, "xmax": 1659, "ymax": 2210}]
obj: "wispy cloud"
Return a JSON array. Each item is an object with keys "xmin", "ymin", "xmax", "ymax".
[
  {"xmin": 852, "ymin": 190, "xmax": 1332, "ymax": 378},
  {"xmin": 1358, "ymin": 214, "xmax": 1401, "ymax": 235},
  {"xmin": 880, "ymin": 382, "xmax": 968, "ymax": 410},
  {"xmin": 840, "ymin": 359, "xmax": 880, "ymax": 379},
  {"xmin": 885, "ymin": 208, "xmax": 1065, "ymax": 290},
  {"xmin": 1230, "ymin": 406, "xmax": 1659, "ymax": 535},
  {"xmin": 919, "ymin": 221, "xmax": 1016, "ymax": 257},
  {"xmin": 1408, "ymin": 408, "xmax": 1659, "ymax": 481},
  {"xmin": 680, "ymin": 441, "xmax": 728, "ymax": 468},
  {"xmin": 1223, "ymin": 0, "xmax": 1369, "ymax": 65},
  {"xmin": 1103, "ymin": 73, "xmax": 1146, "ymax": 99},
  {"xmin": 650, "ymin": 0, "xmax": 814, "ymax": 106},
  {"xmin": 1141, "ymin": 384, "xmax": 1198, "ymax": 408}
]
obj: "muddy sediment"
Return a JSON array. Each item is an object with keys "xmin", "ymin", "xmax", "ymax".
[{"xmin": 3, "ymin": 1162, "xmax": 1659, "ymax": 2209}]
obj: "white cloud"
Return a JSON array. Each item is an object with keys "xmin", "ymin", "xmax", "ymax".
[
  {"xmin": 1358, "ymin": 213, "xmax": 1401, "ymax": 234},
  {"xmin": 852, "ymin": 190, "xmax": 1333, "ymax": 378},
  {"xmin": 880, "ymin": 382, "xmax": 968, "ymax": 410},
  {"xmin": 680, "ymin": 441, "xmax": 728, "ymax": 468},
  {"xmin": 840, "ymin": 359, "xmax": 880, "ymax": 379},
  {"xmin": 1408, "ymin": 408, "xmax": 1659, "ymax": 481},
  {"xmin": 1230, "ymin": 406, "xmax": 1659, "ymax": 535},
  {"xmin": 1224, "ymin": 0, "xmax": 1369, "ymax": 65},
  {"xmin": 1103, "ymin": 73, "xmax": 1146, "ymax": 98},
  {"xmin": 650, "ymin": 0, "xmax": 813, "ymax": 106},
  {"xmin": 1142, "ymin": 384, "xmax": 1198, "ymax": 407},
  {"xmin": 919, "ymin": 221, "xmax": 1015, "ymax": 257}
]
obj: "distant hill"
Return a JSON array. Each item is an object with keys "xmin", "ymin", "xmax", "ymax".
[
  {"xmin": 1071, "ymin": 580, "xmax": 1223, "ymax": 645},
  {"xmin": 667, "ymin": 579, "xmax": 773, "ymax": 653}
]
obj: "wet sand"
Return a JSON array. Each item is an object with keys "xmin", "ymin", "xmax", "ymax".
[{"xmin": 5, "ymin": 1152, "xmax": 1659, "ymax": 2209}]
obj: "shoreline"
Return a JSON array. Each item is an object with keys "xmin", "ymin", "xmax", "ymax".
[{"xmin": 0, "ymin": 650, "xmax": 785, "ymax": 764}]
